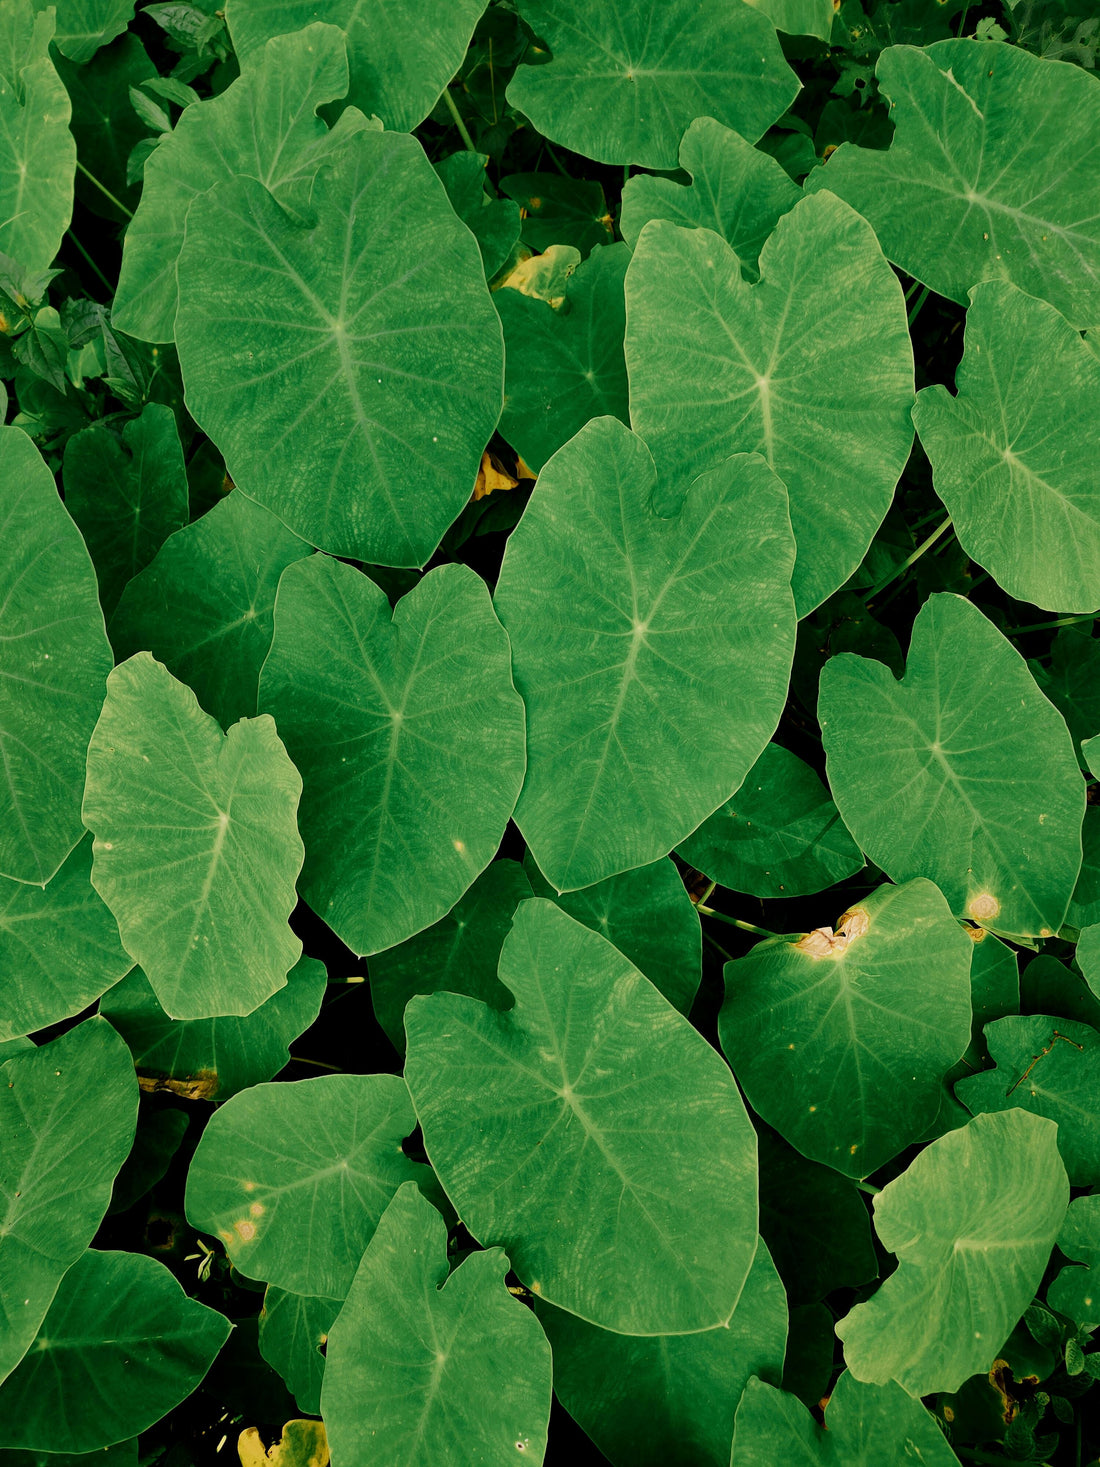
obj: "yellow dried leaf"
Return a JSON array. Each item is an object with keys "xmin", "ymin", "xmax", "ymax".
[
  {"xmin": 238, "ymin": 1420, "xmax": 329, "ymax": 1467},
  {"xmin": 138, "ymin": 1069, "xmax": 219, "ymax": 1101},
  {"xmin": 494, "ymin": 243, "xmax": 580, "ymax": 307},
  {"xmin": 472, "ymin": 450, "xmax": 519, "ymax": 502}
]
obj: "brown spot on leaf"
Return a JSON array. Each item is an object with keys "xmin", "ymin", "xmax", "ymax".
[
  {"xmin": 968, "ymin": 893, "xmax": 999, "ymax": 923},
  {"xmin": 796, "ymin": 905, "xmax": 869, "ymax": 958}
]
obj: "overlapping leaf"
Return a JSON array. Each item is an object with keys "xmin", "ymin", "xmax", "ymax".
[
  {"xmin": 494, "ymin": 418, "xmax": 795, "ymax": 891},
  {"xmin": 259, "ymin": 556, "xmax": 525, "ymax": 954},
  {"xmin": 42, "ymin": 0, "xmax": 135, "ymax": 64},
  {"xmin": 83, "ymin": 653, "xmax": 304, "ymax": 1019},
  {"xmin": 258, "ymin": 1287, "xmax": 339, "ymax": 1416},
  {"xmin": 1047, "ymin": 1195, "xmax": 1100, "ymax": 1331},
  {"xmin": 626, "ymin": 193, "xmax": 915, "ymax": 615},
  {"xmin": 819, "ymin": 593, "xmax": 1084, "ymax": 940},
  {"xmin": 175, "ymin": 127, "xmax": 504, "ymax": 565},
  {"xmin": 404, "ymin": 900, "xmax": 759, "ymax": 1334}
]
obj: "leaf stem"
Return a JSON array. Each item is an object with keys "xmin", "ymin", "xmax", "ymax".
[
  {"xmin": 1008, "ymin": 612, "xmax": 1097, "ymax": 637},
  {"xmin": 65, "ymin": 229, "xmax": 113, "ymax": 294},
  {"xmin": 702, "ymin": 929, "xmax": 734, "ymax": 962},
  {"xmin": 867, "ymin": 514, "xmax": 953, "ymax": 605},
  {"xmin": 906, "ymin": 284, "xmax": 930, "ymax": 329},
  {"xmin": 854, "ymin": 1179, "xmax": 881, "ymax": 1196},
  {"xmin": 75, "ymin": 159, "xmax": 134, "ymax": 219},
  {"xmin": 441, "ymin": 87, "xmax": 477, "ymax": 152},
  {"xmin": 697, "ymin": 906, "xmax": 778, "ymax": 939}
]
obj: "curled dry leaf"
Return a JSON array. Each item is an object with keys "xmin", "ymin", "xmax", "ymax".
[{"xmin": 796, "ymin": 906, "xmax": 870, "ymax": 959}]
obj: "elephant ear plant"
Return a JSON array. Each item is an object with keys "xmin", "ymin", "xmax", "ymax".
[{"xmin": 2, "ymin": 1, "xmax": 1100, "ymax": 1463}]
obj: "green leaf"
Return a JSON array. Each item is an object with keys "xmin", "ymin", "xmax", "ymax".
[
  {"xmin": 368, "ymin": 860, "xmax": 533, "ymax": 1054},
  {"xmin": 108, "ymin": 1106, "xmax": 189, "ymax": 1216},
  {"xmin": 493, "ymin": 418, "xmax": 795, "ymax": 891},
  {"xmin": 807, "ymin": 38, "xmax": 1100, "ymax": 328},
  {"xmin": 175, "ymin": 128, "xmax": 504, "ymax": 566},
  {"xmin": 618, "ymin": 116, "xmax": 800, "ymax": 277},
  {"xmin": 731, "ymin": 1371, "xmax": 963, "ymax": 1464},
  {"xmin": 968, "ymin": 931, "xmax": 1020, "ymax": 1032},
  {"xmin": 109, "ymin": 492, "xmax": 310, "ymax": 730},
  {"xmin": 498, "ymin": 173, "xmax": 614, "ymax": 256},
  {"xmin": 836, "ymin": 1110, "xmax": 1069, "ymax": 1396},
  {"xmin": 0, "ymin": 1249, "xmax": 230, "ymax": 1452},
  {"xmin": 496, "ymin": 241, "xmax": 630, "ymax": 473},
  {"xmin": 819, "ymin": 593, "xmax": 1085, "ymax": 941},
  {"xmin": 226, "ymin": 0, "xmax": 487, "ymax": 132},
  {"xmin": 258, "ymin": 556, "xmax": 525, "ymax": 955},
  {"xmin": 625, "ymin": 194, "xmax": 915, "ymax": 616},
  {"xmin": 677, "ymin": 742, "xmax": 864, "ymax": 900},
  {"xmin": 1047, "ymin": 1195, "xmax": 1100, "ymax": 1332},
  {"xmin": 404, "ymin": 899, "xmax": 759, "ymax": 1335},
  {"xmin": 113, "ymin": 23, "xmax": 370, "ymax": 344},
  {"xmin": 913, "ymin": 284, "xmax": 1100, "ymax": 613},
  {"xmin": 1067, "ymin": 809, "xmax": 1100, "ymax": 930},
  {"xmin": 0, "ymin": 4, "xmax": 75, "ymax": 276},
  {"xmin": 258, "ymin": 1287, "xmax": 339, "ymax": 1417},
  {"xmin": 1086, "ymin": 734, "xmax": 1100, "ymax": 779},
  {"xmin": 1021, "ymin": 953, "xmax": 1100, "ymax": 1028},
  {"xmin": 0, "ymin": 426, "xmax": 113, "ymax": 885},
  {"xmin": 1079, "ymin": 923, "xmax": 1100, "ymax": 1003},
  {"xmin": 63, "ymin": 404, "xmax": 188, "ymax": 617},
  {"xmin": 434, "ymin": 151, "xmax": 520, "ymax": 281},
  {"xmin": 82, "ymin": 652, "xmax": 304, "ymax": 1020},
  {"xmin": 524, "ymin": 852, "xmax": 702, "ymax": 1015},
  {"xmin": 535, "ymin": 1238, "xmax": 787, "ymax": 1467},
  {"xmin": 185, "ymin": 1073, "xmax": 435, "ymax": 1298},
  {"xmin": 506, "ymin": 0, "xmax": 799, "ymax": 168},
  {"xmin": 0, "ymin": 1439, "xmax": 137, "ymax": 1467},
  {"xmin": 721, "ymin": 880, "xmax": 973, "ymax": 1177},
  {"xmin": 100, "ymin": 955, "xmax": 327, "ymax": 1102},
  {"xmin": 744, "ymin": 0, "xmax": 835, "ymax": 40},
  {"xmin": 0, "ymin": 1019, "xmax": 138, "ymax": 1385},
  {"xmin": 37, "ymin": 0, "xmax": 135, "ymax": 64},
  {"xmin": 956, "ymin": 1016, "xmax": 1100, "ymax": 1185},
  {"xmin": 321, "ymin": 1184, "xmax": 552, "ymax": 1466},
  {"xmin": 0, "ymin": 834, "xmax": 131, "ymax": 1041}
]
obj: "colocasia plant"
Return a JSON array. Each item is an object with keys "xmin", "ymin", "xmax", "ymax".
[{"xmin": 2, "ymin": 0, "xmax": 1100, "ymax": 1463}]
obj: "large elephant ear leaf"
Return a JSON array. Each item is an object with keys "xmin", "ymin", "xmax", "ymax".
[
  {"xmin": 0, "ymin": 1018, "xmax": 138, "ymax": 1385},
  {"xmin": 175, "ymin": 127, "xmax": 504, "ymax": 566},
  {"xmin": 493, "ymin": 417, "xmax": 796, "ymax": 892},
  {"xmin": 836, "ymin": 1110, "xmax": 1068, "ymax": 1396},
  {"xmin": 819, "ymin": 593, "xmax": 1084, "ymax": 942},
  {"xmin": 914, "ymin": 284, "xmax": 1100, "ymax": 614},
  {"xmin": 625, "ymin": 194, "xmax": 915, "ymax": 616},
  {"xmin": 0, "ymin": 426, "xmax": 113, "ymax": 886},
  {"xmin": 225, "ymin": 0, "xmax": 487, "ymax": 133},
  {"xmin": 322, "ymin": 1184, "xmax": 553, "ymax": 1466},
  {"xmin": 404, "ymin": 899, "xmax": 760, "ymax": 1336},
  {"xmin": 807, "ymin": 38, "xmax": 1100, "ymax": 328},
  {"xmin": 506, "ymin": 0, "xmax": 799, "ymax": 168}
]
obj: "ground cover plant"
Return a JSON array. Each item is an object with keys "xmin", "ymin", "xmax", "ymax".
[{"xmin": 3, "ymin": 0, "xmax": 1100, "ymax": 1463}]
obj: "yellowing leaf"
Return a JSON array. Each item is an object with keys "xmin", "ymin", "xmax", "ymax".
[{"xmin": 238, "ymin": 1420, "xmax": 329, "ymax": 1467}]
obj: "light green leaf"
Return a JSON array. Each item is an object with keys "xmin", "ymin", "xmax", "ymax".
[
  {"xmin": 0, "ymin": 426, "xmax": 113, "ymax": 886},
  {"xmin": 914, "ymin": 284, "xmax": 1100, "ymax": 613},
  {"xmin": 82, "ymin": 652, "xmax": 304, "ymax": 1020},
  {"xmin": 0, "ymin": 834, "xmax": 131, "ymax": 1041},
  {"xmin": 100, "ymin": 955, "xmax": 327, "ymax": 1102},
  {"xmin": 744, "ymin": 0, "xmax": 834, "ymax": 40},
  {"xmin": 819, "ymin": 593, "xmax": 1085, "ymax": 941},
  {"xmin": 434, "ymin": 151, "xmax": 520, "ymax": 282},
  {"xmin": 523, "ymin": 853, "xmax": 701, "ymax": 1015},
  {"xmin": 836, "ymin": 1110, "xmax": 1068, "ymax": 1396},
  {"xmin": 114, "ymin": 23, "xmax": 370, "ymax": 343},
  {"xmin": 0, "ymin": 1019, "xmax": 138, "ymax": 1385},
  {"xmin": 731, "ymin": 1371, "xmax": 962, "ymax": 1464},
  {"xmin": 807, "ymin": 39, "xmax": 1100, "ymax": 328},
  {"xmin": 496, "ymin": 241, "xmax": 630, "ymax": 473},
  {"xmin": 185, "ymin": 1073, "xmax": 434, "ymax": 1298},
  {"xmin": 506, "ymin": 0, "xmax": 799, "ymax": 168},
  {"xmin": 404, "ymin": 899, "xmax": 759, "ymax": 1335},
  {"xmin": 1047, "ymin": 1195, "xmax": 1100, "ymax": 1331},
  {"xmin": 175, "ymin": 128, "xmax": 504, "ymax": 566},
  {"xmin": 0, "ymin": 4, "xmax": 75, "ymax": 276},
  {"xmin": 619, "ymin": 116, "xmax": 800, "ymax": 276},
  {"xmin": 721, "ymin": 880, "xmax": 973, "ymax": 1177},
  {"xmin": 322, "ymin": 1183, "xmax": 552, "ymax": 1466},
  {"xmin": 62, "ymin": 404, "xmax": 188, "ymax": 617},
  {"xmin": 956, "ymin": 1016, "xmax": 1100, "ymax": 1185},
  {"xmin": 109, "ymin": 492, "xmax": 310, "ymax": 730},
  {"xmin": 493, "ymin": 418, "xmax": 795, "ymax": 892},
  {"xmin": 1086, "ymin": 734, "xmax": 1100, "ymax": 779},
  {"xmin": 0, "ymin": 1250, "xmax": 230, "ymax": 1452},
  {"xmin": 536, "ymin": 1238, "xmax": 786, "ymax": 1467},
  {"xmin": 226, "ymin": 0, "xmax": 486, "ymax": 132},
  {"xmin": 34, "ymin": 0, "xmax": 134, "ymax": 63},
  {"xmin": 626, "ymin": 194, "xmax": 915, "ymax": 616},
  {"xmin": 677, "ymin": 742, "xmax": 864, "ymax": 900},
  {"xmin": 258, "ymin": 1287, "xmax": 339, "ymax": 1417},
  {"xmin": 368, "ymin": 860, "xmax": 533, "ymax": 1054},
  {"xmin": 258, "ymin": 556, "xmax": 525, "ymax": 956}
]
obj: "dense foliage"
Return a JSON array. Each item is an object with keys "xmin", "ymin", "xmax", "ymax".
[{"xmin": 2, "ymin": 1, "xmax": 1100, "ymax": 1463}]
